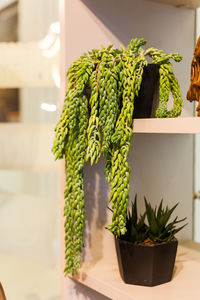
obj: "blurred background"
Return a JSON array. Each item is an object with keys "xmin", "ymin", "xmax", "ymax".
[{"xmin": 0, "ymin": 0, "xmax": 61, "ymax": 299}]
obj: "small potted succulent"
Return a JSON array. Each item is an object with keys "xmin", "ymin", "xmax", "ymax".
[{"xmin": 114, "ymin": 196, "xmax": 187, "ymax": 287}]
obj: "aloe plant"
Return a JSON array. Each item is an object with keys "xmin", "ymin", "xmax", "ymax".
[
  {"xmin": 144, "ymin": 197, "xmax": 187, "ymax": 242},
  {"xmin": 120, "ymin": 195, "xmax": 148, "ymax": 243},
  {"xmin": 116, "ymin": 196, "xmax": 187, "ymax": 244}
]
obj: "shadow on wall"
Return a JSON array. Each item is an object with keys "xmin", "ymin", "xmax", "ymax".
[
  {"xmin": 72, "ymin": 279, "xmax": 111, "ymax": 300},
  {"xmin": 81, "ymin": 0, "xmax": 193, "ymax": 52},
  {"xmin": 83, "ymin": 157, "xmax": 109, "ymax": 263},
  {"xmin": 128, "ymin": 133, "xmax": 193, "ymax": 241}
]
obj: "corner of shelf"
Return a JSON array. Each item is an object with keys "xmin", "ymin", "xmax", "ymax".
[{"xmin": 133, "ymin": 116, "xmax": 200, "ymax": 134}]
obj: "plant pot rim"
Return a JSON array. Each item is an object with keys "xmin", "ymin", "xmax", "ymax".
[{"xmin": 115, "ymin": 236, "xmax": 178, "ymax": 248}]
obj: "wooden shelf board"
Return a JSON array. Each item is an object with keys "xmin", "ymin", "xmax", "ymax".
[
  {"xmin": 70, "ymin": 241, "xmax": 200, "ymax": 300},
  {"xmin": 147, "ymin": 0, "xmax": 200, "ymax": 8},
  {"xmin": 133, "ymin": 117, "xmax": 200, "ymax": 134}
]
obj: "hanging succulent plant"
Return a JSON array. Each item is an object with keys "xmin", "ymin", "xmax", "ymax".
[{"xmin": 52, "ymin": 38, "xmax": 183, "ymax": 276}]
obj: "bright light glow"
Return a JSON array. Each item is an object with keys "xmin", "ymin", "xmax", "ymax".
[
  {"xmin": 42, "ymin": 38, "xmax": 60, "ymax": 58},
  {"xmin": 50, "ymin": 22, "xmax": 60, "ymax": 34},
  {"xmin": 39, "ymin": 22, "xmax": 60, "ymax": 51},
  {"xmin": 52, "ymin": 64, "xmax": 61, "ymax": 88},
  {"xmin": 40, "ymin": 103, "xmax": 57, "ymax": 112},
  {"xmin": 39, "ymin": 33, "xmax": 55, "ymax": 50},
  {"xmin": 0, "ymin": 0, "xmax": 16, "ymax": 10}
]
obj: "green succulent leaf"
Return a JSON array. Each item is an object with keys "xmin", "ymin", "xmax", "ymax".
[
  {"xmin": 144, "ymin": 197, "xmax": 187, "ymax": 242},
  {"xmin": 120, "ymin": 195, "xmax": 148, "ymax": 244}
]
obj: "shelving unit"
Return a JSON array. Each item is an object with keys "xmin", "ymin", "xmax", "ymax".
[
  {"xmin": 61, "ymin": 0, "xmax": 198, "ymax": 299},
  {"xmin": 147, "ymin": 0, "xmax": 200, "ymax": 9},
  {"xmin": 72, "ymin": 241, "xmax": 200, "ymax": 300},
  {"xmin": 134, "ymin": 117, "xmax": 200, "ymax": 134}
]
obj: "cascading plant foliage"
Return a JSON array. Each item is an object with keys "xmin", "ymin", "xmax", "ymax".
[{"xmin": 52, "ymin": 38, "xmax": 183, "ymax": 276}]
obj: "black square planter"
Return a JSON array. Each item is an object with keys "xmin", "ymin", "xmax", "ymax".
[
  {"xmin": 133, "ymin": 64, "xmax": 159, "ymax": 119},
  {"xmin": 115, "ymin": 237, "xmax": 178, "ymax": 287}
]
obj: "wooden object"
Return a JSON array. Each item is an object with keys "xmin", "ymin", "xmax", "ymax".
[
  {"xmin": 0, "ymin": 283, "xmax": 6, "ymax": 300},
  {"xmin": 187, "ymin": 36, "xmax": 200, "ymax": 116}
]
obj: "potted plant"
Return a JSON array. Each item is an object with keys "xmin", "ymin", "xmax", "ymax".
[
  {"xmin": 52, "ymin": 38, "xmax": 183, "ymax": 276},
  {"xmin": 114, "ymin": 196, "xmax": 187, "ymax": 286}
]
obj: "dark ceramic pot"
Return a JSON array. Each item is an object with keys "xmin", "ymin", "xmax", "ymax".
[
  {"xmin": 115, "ymin": 237, "xmax": 178, "ymax": 287},
  {"xmin": 133, "ymin": 64, "xmax": 159, "ymax": 119}
]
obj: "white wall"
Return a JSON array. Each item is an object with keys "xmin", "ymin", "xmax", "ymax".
[{"xmin": 62, "ymin": 0, "xmax": 195, "ymax": 298}]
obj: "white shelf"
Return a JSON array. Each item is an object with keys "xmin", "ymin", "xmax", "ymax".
[
  {"xmin": 71, "ymin": 241, "xmax": 200, "ymax": 300},
  {"xmin": 147, "ymin": 0, "xmax": 200, "ymax": 8},
  {"xmin": 133, "ymin": 117, "xmax": 200, "ymax": 134}
]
